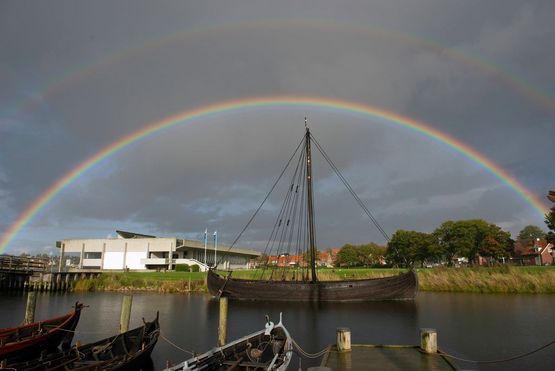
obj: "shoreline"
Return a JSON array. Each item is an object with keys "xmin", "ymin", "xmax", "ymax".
[{"xmin": 71, "ymin": 266, "xmax": 555, "ymax": 294}]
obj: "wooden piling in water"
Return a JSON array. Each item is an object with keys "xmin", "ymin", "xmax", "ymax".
[
  {"xmin": 119, "ymin": 294, "xmax": 133, "ymax": 333},
  {"xmin": 218, "ymin": 297, "xmax": 228, "ymax": 346},
  {"xmin": 420, "ymin": 328, "xmax": 437, "ymax": 354},
  {"xmin": 336, "ymin": 328, "xmax": 351, "ymax": 352},
  {"xmin": 24, "ymin": 291, "xmax": 37, "ymax": 324}
]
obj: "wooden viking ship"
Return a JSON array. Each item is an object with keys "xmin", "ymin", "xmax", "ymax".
[
  {"xmin": 0, "ymin": 302, "xmax": 83, "ymax": 364},
  {"xmin": 164, "ymin": 314, "xmax": 292, "ymax": 371},
  {"xmin": 207, "ymin": 124, "xmax": 418, "ymax": 302},
  {"xmin": 5, "ymin": 312, "xmax": 160, "ymax": 371}
]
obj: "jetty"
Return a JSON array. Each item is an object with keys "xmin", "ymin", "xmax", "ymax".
[
  {"xmin": 319, "ymin": 329, "xmax": 457, "ymax": 370},
  {"xmin": 0, "ymin": 254, "xmax": 100, "ymax": 292}
]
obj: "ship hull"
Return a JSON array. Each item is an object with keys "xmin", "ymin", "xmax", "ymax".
[{"xmin": 207, "ymin": 269, "xmax": 417, "ymax": 302}]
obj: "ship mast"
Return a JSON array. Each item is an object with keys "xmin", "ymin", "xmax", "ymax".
[{"xmin": 305, "ymin": 118, "xmax": 318, "ymax": 283}]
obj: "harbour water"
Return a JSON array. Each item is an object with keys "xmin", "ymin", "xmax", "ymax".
[{"xmin": 0, "ymin": 291, "xmax": 553, "ymax": 370}]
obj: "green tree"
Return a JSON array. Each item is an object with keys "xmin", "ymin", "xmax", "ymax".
[
  {"xmin": 335, "ymin": 243, "xmax": 386, "ymax": 267},
  {"xmin": 386, "ymin": 230, "xmax": 438, "ymax": 268},
  {"xmin": 545, "ymin": 207, "xmax": 555, "ymax": 244},
  {"xmin": 479, "ymin": 227, "xmax": 513, "ymax": 260},
  {"xmin": 336, "ymin": 244, "xmax": 359, "ymax": 267},
  {"xmin": 517, "ymin": 225, "xmax": 546, "ymax": 241},
  {"xmin": 434, "ymin": 220, "xmax": 481, "ymax": 265},
  {"xmin": 358, "ymin": 243, "xmax": 387, "ymax": 266},
  {"xmin": 434, "ymin": 219, "xmax": 513, "ymax": 265}
]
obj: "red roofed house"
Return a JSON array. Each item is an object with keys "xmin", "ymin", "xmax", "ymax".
[{"xmin": 514, "ymin": 239, "xmax": 554, "ymax": 266}]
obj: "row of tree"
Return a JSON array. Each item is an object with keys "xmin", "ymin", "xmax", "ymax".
[
  {"xmin": 386, "ymin": 219, "xmax": 513, "ymax": 267},
  {"xmin": 335, "ymin": 214, "xmax": 554, "ymax": 268}
]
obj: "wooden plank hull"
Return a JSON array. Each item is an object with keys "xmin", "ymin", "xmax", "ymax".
[
  {"xmin": 7, "ymin": 313, "xmax": 160, "ymax": 371},
  {"xmin": 165, "ymin": 315, "xmax": 292, "ymax": 371},
  {"xmin": 0, "ymin": 302, "xmax": 83, "ymax": 363},
  {"xmin": 207, "ymin": 270, "xmax": 418, "ymax": 302}
]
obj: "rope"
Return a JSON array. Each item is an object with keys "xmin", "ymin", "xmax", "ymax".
[
  {"xmin": 45, "ymin": 327, "xmax": 113, "ymax": 335},
  {"xmin": 437, "ymin": 339, "xmax": 555, "ymax": 364},
  {"xmin": 291, "ymin": 338, "xmax": 328, "ymax": 359},
  {"xmin": 311, "ymin": 135, "xmax": 390, "ymax": 243},
  {"xmin": 159, "ymin": 332, "xmax": 196, "ymax": 356},
  {"xmin": 215, "ymin": 136, "xmax": 305, "ymax": 268}
]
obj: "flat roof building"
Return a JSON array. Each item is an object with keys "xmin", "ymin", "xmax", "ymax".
[{"xmin": 56, "ymin": 230, "xmax": 261, "ymax": 272}]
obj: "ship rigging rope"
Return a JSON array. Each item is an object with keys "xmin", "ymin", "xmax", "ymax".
[
  {"xmin": 263, "ymin": 146, "xmax": 310, "ymax": 280},
  {"xmin": 215, "ymin": 136, "xmax": 305, "ymax": 268},
  {"xmin": 437, "ymin": 339, "xmax": 555, "ymax": 364},
  {"xmin": 310, "ymin": 134, "xmax": 390, "ymax": 242}
]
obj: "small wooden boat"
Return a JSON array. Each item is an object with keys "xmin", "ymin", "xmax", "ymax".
[
  {"xmin": 6, "ymin": 312, "xmax": 160, "ymax": 371},
  {"xmin": 165, "ymin": 314, "xmax": 292, "ymax": 371},
  {"xmin": 0, "ymin": 302, "xmax": 83, "ymax": 364}
]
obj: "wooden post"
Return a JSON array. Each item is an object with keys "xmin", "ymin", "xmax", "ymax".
[
  {"xmin": 420, "ymin": 328, "xmax": 437, "ymax": 354},
  {"xmin": 218, "ymin": 297, "xmax": 228, "ymax": 346},
  {"xmin": 336, "ymin": 328, "xmax": 351, "ymax": 352},
  {"xmin": 119, "ymin": 294, "xmax": 133, "ymax": 333},
  {"xmin": 24, "ymin": 291, "xmax": 37, "ymax": 324}
]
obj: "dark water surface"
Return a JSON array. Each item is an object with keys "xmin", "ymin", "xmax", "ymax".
[{"xmin": 0, "ymin": 291, "xmax": 553, "ymax": 370}]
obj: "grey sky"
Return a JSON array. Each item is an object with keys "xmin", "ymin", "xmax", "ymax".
[{"xmin": 1, "ymin": 0, "xmax": 554, "ymax": 255}]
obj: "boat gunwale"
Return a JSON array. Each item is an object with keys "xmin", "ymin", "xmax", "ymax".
[
  {"xmin": 0, "ymin": 306, "xmax": 78, "ymax": 335},
  {"xmin": 209, "ymin": 269, "xmax": 416, "ymax": 285}
]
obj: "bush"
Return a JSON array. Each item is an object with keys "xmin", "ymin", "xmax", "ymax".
[
  {"xmin": 190, "ymin": 264, "xmax": 200, "ymax": 272},
  {"xmin": 175, "ymin": 264, "xmax": 190, "ymax": 272}
]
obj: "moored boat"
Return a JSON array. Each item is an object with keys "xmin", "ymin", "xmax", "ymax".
[
  {"xmin": 164, "ymin": 314, "xmax": 292, "ymax": 371},
  {"xmin": 0, "ymin": 302, "xmax": 83, "ymax": 364},
  {"xmin": 207, "ymin": 124, "xmax": 418, "ymax": 301},
  {"xmin": 5, "ymin": 312, "xmax": 160, "ymax": 371},
  {"xmin": 208, "ymin": 269, "xmax": 417, "ymax": 302}
]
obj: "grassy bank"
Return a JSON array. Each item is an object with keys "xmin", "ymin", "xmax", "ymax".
[
  {"xmin": 73, "ymin": 272, "xmax": 207, "ymax": 293},
  {"xmin": 417, "ymin": 266, "xmax": 555, "ymax": 294},
  {"xmin": 71, "ymin": 266, "xmax": 555, "ymax": 294}
]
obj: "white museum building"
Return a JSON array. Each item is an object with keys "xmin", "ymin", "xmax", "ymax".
[{"xmin": 56, "ymin": 230, "xmax": 261, "ymax": 271}]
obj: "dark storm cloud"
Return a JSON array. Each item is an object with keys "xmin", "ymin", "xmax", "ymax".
[{"xmin": 1, "ymin": 0, "xmax": 554, "ymax": 253}]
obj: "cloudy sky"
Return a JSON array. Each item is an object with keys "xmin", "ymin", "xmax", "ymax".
[{"xmin": 1, "ymin": 0, "xmax": 554, "ymax": 256}]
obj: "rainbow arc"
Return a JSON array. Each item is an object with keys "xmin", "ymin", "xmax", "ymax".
[{"xmin": 0, "ymin": 96, "xmax": 548, "ymax": 253}]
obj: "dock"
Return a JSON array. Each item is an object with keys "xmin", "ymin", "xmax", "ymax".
[
  {"xmin": 313, "ymin": 327, "xmax": 458, "ymax": 370},
  {"xmin": 320, "ymin": 344, "xmax": 457, "ymax": 370},
  {"xmin": 0, "ymin": 254, "xmax": 101, "ymax": 292}
]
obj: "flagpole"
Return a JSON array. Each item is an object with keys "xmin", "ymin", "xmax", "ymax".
[
  {"xmin": 213, "ymin": 230, "xmax": 218, "ymax": 268},
  {"xmin": 204, "ymin": 228, "xmax": 207, "ymax": 266}
]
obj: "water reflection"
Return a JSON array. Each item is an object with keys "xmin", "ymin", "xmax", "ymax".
[{"xmin": 1, "ymin": 292, "xmax": 553, "ymax": 370}]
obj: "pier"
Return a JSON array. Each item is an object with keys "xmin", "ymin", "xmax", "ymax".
[
  {"xmin": 317, "ymin": 328, "xmax": 457, "ymax": 370},
  {"xmin": 0, "ymin": 254, "xmax": 101, "ymax": 292}
]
